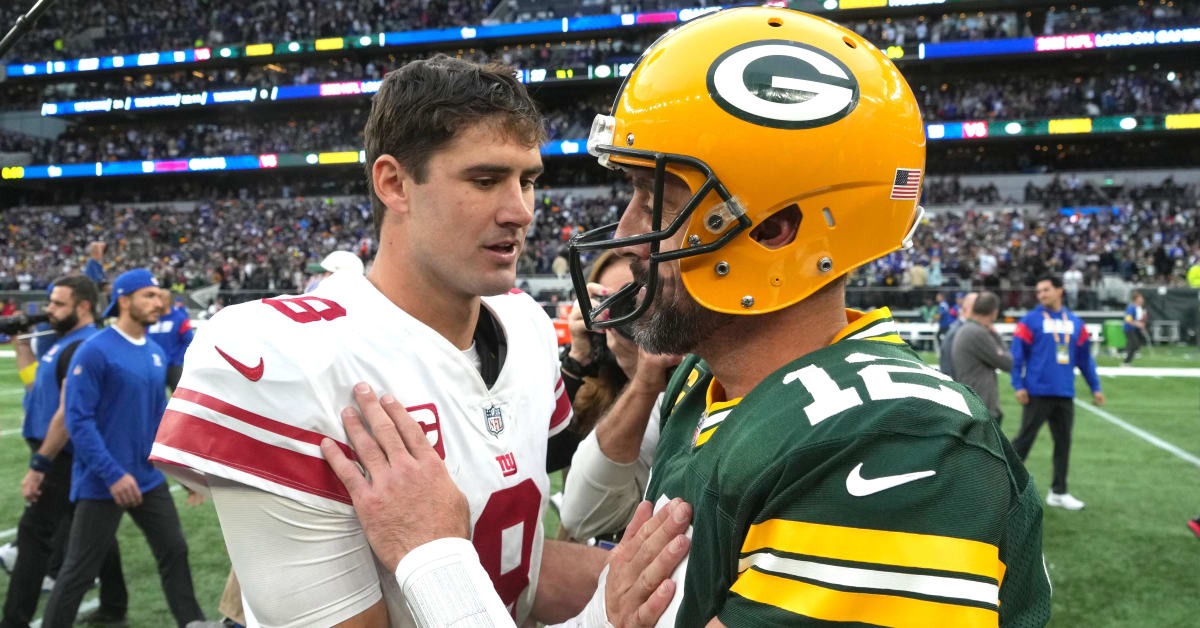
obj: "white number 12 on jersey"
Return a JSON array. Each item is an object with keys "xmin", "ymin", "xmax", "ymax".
[{"xmin": 783, "ymin": 352, "xmax": 970, "ymax": 426}]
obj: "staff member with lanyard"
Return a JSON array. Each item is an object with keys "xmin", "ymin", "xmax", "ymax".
[{"xmin": 1011, "ymin": 275, "xmax": 1105, "ymax": 511}]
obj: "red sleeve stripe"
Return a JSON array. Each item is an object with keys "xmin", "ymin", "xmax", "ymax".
[
  {"xmin": 169, "ymin": 387, "xmax": 355, "ymax": 460},
  {"xmin": 1014, "ymin": 322, "xmax": 1034, "ymax": 344},
  {"xmin": 156, "ymin": 408, "xmax": 352, "ymax": 504},
  {"xmin": 1077, "ymin": 324, "xmax": 1090, "ymax": 346},
  {"xmin": 550, "ymin": 377, "xmax": 572, "ymax": 430}
]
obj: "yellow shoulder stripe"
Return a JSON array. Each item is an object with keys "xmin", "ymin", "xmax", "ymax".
[
  {"xmin": 731, "ymin": 569, "xmax": 999, "ymax": 628},
  {"xmin": 695, "ymin": 425, "xmax": 719, "ymax": 447},
  {"xmin": 862, "ymin": 333, "xmax": 907, "ymax": 344},
  {"xmin": 832, "ymin": 307, "xmax": 893, "ymax": 344},
  {"xmin": 742, "ymin": 519, "xmax": 1005, "ymax": 584}
]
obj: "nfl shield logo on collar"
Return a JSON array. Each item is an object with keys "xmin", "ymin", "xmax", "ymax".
[{"xmin": 484, "ymin": 405, "xmax": 504, "ymax": 437}]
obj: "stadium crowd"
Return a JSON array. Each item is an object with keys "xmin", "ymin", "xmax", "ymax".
[
  {"xmin": 855, "ymin": 180, "xmax": 1199, "ymax": 308},
  {"xmin": 857, "ymin": 3, "xmax": 1199, "ymax": 46},
  {"xmin": 1, "ymin": 0, "xmax": 498, "ymax": 62},
  {"xmin": 5, "ymin": 64, "xmax": 1198, "ymax": 167},
  {"xmin": 3, "ymin": 37, "xmax": 649, "ymax": 112},
  {"xmin": 2, "ymin": 180, "xmax": 1196, "ymax": 301},
  {"xmin": 21, "ymin": 114, "xmax": 364, "ymax": 165},
  {"xmin": 13, "ymin": 95, "xmax": 604, "ymax": 164},
  {"xmin": 914, "ymin": 68, "xmax": 1200, "ymax": 122},
  {"xmin": 6, "ymin": 0, "xmax": 1195, "ymax": 63}
]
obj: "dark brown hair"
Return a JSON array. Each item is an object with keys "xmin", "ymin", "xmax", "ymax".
[
  {"xmin": 52, "ymin": 274, "xmax": 99, "ymax": 318},
  {"xmin": 363, "ymin": 55, "xmax": 547, "ymax": 239}
]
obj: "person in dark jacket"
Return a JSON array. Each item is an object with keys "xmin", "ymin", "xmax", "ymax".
[
  {"xmin": 950, "ymin": 292, "xmax": 1011, "ymax": 423},
  {"xmin": 1011, "ymin": 276, "xmax": 1105, "ymax": 511}
]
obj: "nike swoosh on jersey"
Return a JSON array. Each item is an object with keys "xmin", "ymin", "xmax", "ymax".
[
  {"xmin": 845, "ymin": 463, "xmax": 935, "ymax": 497},
  {"xmin": 215, "ymin": 346, "xmax": 264, "ymax": 382}
]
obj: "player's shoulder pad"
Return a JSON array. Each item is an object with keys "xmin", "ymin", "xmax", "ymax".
[{"xmin": 191, "ymin": 297, "xmax": 339, "ymax": 375}]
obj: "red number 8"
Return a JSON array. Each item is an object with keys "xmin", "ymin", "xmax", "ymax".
[
  {"xmin": 472, "ymin": 478, "xmax": 541, "ymax": 616},
  {"xmin": 261, "ymin": 296, "xmax": 347, "ymax": 323}
]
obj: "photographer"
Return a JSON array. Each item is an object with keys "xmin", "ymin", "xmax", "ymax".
[
  {"xmin": 2, "ymin": 276, "xmax": 127, "ymax": 628},
  {"xmin": 558, "ymin": 252, "xmax": 681, "ymax": 542}
]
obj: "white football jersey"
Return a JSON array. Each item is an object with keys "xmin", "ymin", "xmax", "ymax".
[{"xmin": 151, "ymin": 271, "xmax": 571, "ymax": 625}]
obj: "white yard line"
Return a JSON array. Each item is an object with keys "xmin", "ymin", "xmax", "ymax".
[
  {"xmin": 1074, "ymin": 399, "xmax": 1200, "ymax": 469},
  {"xmin": 1095, "ymin": 366, "xmax": 1200, "ymax": 378}
]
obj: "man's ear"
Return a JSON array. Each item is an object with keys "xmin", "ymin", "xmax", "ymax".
[
  {"xmin": 749, "ymin": 204, "xmax": 802, "ymax": 250},
  {"xmin": 372, "ymin": 155, "xmax": 413, "ymax": 217}
]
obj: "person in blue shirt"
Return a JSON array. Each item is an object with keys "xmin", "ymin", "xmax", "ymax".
[
  {"xmin": 934, "ymin": 291, "xmax": 954, "ymax": 345},
  {"xmin": 82, "ymin": 242, "xmax": 106, "ymax": 290},
  {"xmin": 1122, "ymin": 290, "xmax": 1149, "ymax": 364},
  {"xmin": 4, "ymin": 275, "xmax": 127, "ymax": 628},
  {"xmin": 43, "ymin": 269, "xmax": 206, "ymax": 628},
  {"xmin": 1011, "ymin": 275, "xmax": 1105, "ymax": 511},
  {"xmin": 146, "ymin": 288, "xmax": 195, "ymax": 391}
]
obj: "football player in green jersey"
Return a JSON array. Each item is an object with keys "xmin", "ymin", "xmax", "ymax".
[
  {"xmin": 321, "ymin": 7, "xmax": 1051, "ymax": 628},
  {"xmin": 562, "ymin": 6, "xmax": 1052, "ymax": 628}
]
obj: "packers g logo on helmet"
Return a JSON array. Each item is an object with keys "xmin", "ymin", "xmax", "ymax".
[
  {"xmin": 707, "ymin": 39, "xmax": 859, "ymax": 130},
  {"xmin": 569, "ymin": 7, "xmax": 926, "ymax": 330}
]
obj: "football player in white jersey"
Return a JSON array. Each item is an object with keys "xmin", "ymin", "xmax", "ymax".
[{"xmin": 151, "ymin": 56, "xmax": 690, "ymax": 627}]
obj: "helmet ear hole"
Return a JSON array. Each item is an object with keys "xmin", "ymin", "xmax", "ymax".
[{"xmin": 749, "ymin": 204, "xmax": 801, "ymax": 250}]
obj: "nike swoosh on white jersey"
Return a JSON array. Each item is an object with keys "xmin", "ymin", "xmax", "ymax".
[{"xmin": 845, "ymin": 463, "xmax": 936, "ymax": 497}]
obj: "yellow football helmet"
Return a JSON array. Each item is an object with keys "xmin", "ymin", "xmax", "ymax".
[{"xmin": 569, "ymin": 6, "xmax": 925, "ymax": 329}]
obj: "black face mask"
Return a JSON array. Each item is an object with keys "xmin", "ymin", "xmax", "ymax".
[{"xmin": 50, "ymin": 310, "xmax": 79, "ymax": 335}]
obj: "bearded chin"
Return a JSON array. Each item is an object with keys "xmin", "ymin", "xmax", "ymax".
[
  {"xmin": 629, "ymin": 276, "xmax": 734, "ymax": 355},
  {"xmin": 50, "ymin": 312, "xmax": 78, "ymax": 335}
]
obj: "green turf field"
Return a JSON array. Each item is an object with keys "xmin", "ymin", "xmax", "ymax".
[{"xmin": 0, "ymin": 349, "xmax": 1196, "ymax": 626}]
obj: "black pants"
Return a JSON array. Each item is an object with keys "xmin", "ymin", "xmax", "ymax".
[
  {"xmin": 42, "ymin": 483, "xmax": 203, "ymax": 628},
  {"xmin": 0, "ymin": 445, "xmax": 126, "ymax": 628},
  {"xmin": 1124, "ymin": 328, "xmax": 1146, "ymax": 363},
  {"xmin": 1011, "ymin": 396, "xmax": 1075, "ymax": 494}
]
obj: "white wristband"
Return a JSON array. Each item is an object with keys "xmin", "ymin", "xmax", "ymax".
[
  {"xmin": 547, "ymin": 565, "xmax": 615, "ymax": 628},
  {"xmin": 394, "ymin": 537, "xmax": 515, "ymax": 628}
]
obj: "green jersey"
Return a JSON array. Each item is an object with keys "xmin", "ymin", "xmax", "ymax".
[{"xmin": 645, "ymin": 308, "xmax": 1050, "ymax": 627}]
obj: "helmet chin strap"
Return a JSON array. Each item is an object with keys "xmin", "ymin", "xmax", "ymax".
[{"xmin": 902, "ymin": 205, "xmax": 925, "ymax": 250}]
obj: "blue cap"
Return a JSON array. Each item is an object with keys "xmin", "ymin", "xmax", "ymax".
[{"xmin": 102, "ymin": 269, "xmax": 160, "ymax": 318}]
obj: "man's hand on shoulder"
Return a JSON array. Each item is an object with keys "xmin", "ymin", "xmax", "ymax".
[
  {"xmin": 604, "ymin": 499, "xmax": 692, "ymax": 627},
  {"xmin": 321, "ymin": 382, "xmax": 470, "ymax": 572}
]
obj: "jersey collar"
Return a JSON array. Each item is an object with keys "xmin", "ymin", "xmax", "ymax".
[{"xmin": 703, "ymin": 307, "xmax": 904, "ymax": 413}]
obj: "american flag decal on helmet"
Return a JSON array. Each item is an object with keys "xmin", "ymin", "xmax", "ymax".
[{"xmin": 890, "ymin": 168, "xmax": 922, "ymax": 200}]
